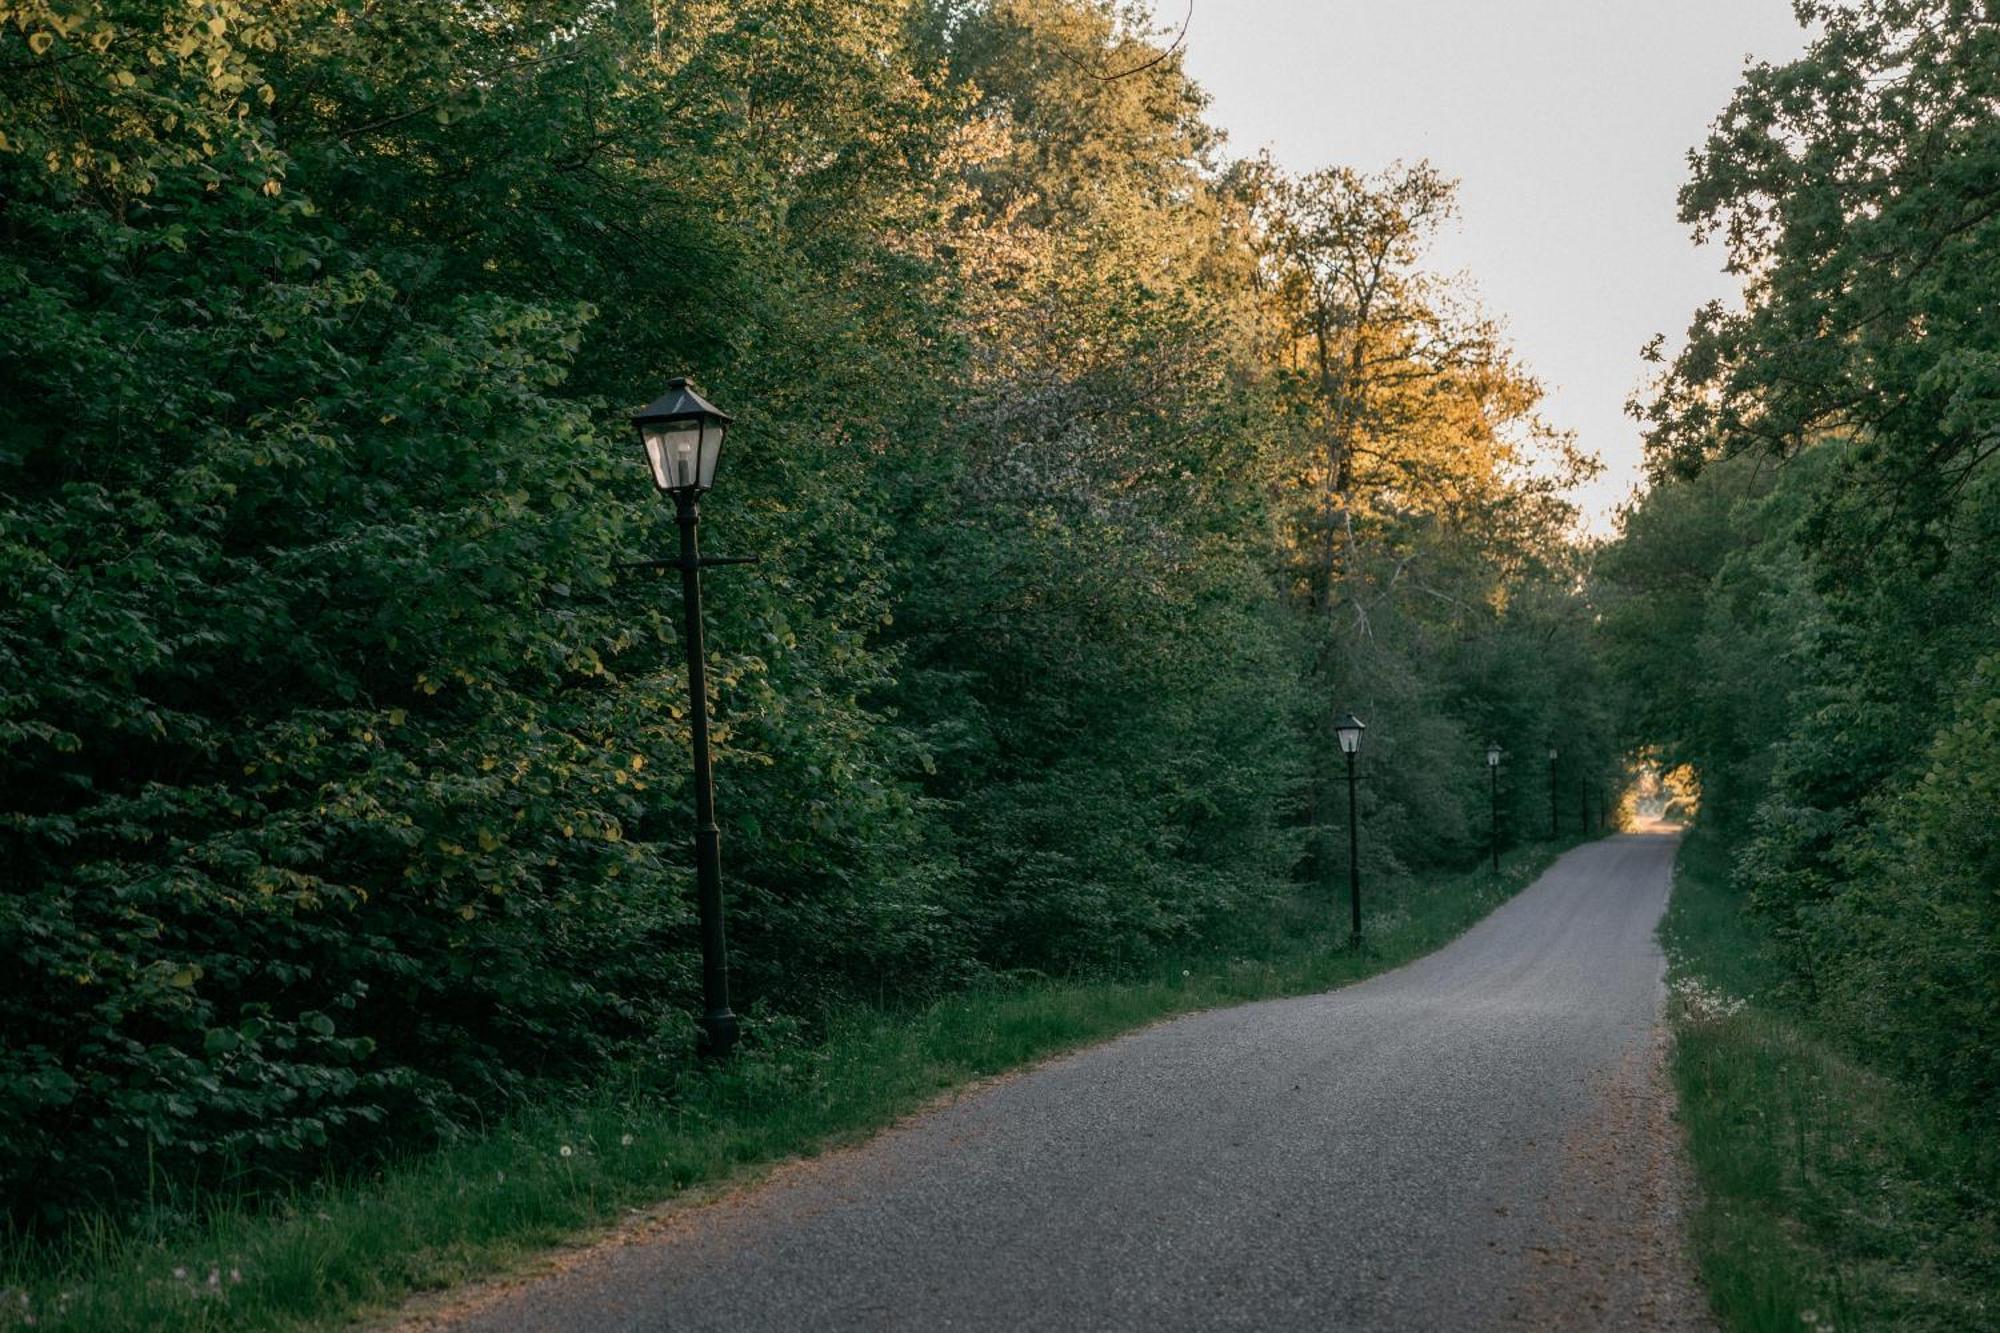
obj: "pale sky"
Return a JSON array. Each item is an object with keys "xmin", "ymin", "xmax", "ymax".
[{"xmin": 1145, "ymin": 0, "xmax": 1811, "ymax": 531}]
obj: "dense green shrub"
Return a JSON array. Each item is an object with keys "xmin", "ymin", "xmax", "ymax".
[
  {"xmin": 1823, "ymin": 656, "xmax": 2000, "ymax": 1111},
  {"xmin": 0, "ymin": 0, "xmax": 959, "ymax": 1219}
]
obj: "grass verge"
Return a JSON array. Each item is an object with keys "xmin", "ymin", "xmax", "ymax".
[
  {"xmin": 4, "ymin": 838, "xmax": 1583, "ymax": 1332},
  {"xmin": 1663, "ymin": 828, "xmax": 1999, "ymax": 1331}
]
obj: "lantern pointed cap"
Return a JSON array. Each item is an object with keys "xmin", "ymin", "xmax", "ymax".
[
  {"xmin": 1334, "ymin": 711, "xmax": 1365, "ymax": 754},
  {"xmin": 632, "ymin": 376, "xmax": 734, "ymax": 427}
]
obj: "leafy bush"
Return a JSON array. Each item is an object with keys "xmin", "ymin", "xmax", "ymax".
[{"xmin": 1822, "ymin": 658, "xmax": 2000, "ymax": 1113}]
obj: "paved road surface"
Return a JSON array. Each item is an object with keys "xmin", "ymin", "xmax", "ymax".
[{"xmin": 443, "ymin": 831, "xmax": 1703, "ymax": 1331}]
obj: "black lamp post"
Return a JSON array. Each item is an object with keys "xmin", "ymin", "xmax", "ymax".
[
  {"xmin": 1548, "ymin": 746, "xmax": 1560, "ymax": 839},
  {"xmin": 1486, "ymin": 742, "xmax": 1502, "ymax": 873},
  {"xmin": 1335, "ymin": 713, "xmax": 1366, "ymax": 946},
  {"xmin": 632, "ymin": 377, "xmax": 749, "ymax": 1058}
]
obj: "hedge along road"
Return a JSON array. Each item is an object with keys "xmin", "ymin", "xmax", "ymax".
[{"xmin": 431, "ymin": 830, "xmax": 1705, "ymax": 1332}]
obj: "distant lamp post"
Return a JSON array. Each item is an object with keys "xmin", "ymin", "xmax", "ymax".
[
  {"xmin": 1548, "ymin": 746, "xmax": 1560, "ymax": 839},
  {"xmin": 632, "ymin": 377, "xmax": 753, "ymax": 1058},
  {"xmin": 1486, "ymin": 742, "xmax": 1502, "ymax": 873},
  {"xmin": 1335, "ymin": 713, "xmax": 1366, "ymax": 947}
]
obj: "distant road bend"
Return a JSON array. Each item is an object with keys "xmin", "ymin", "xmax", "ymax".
[{"xmin": 440, "ymin": 831, "xmax": 1707, "ymax": 1331}]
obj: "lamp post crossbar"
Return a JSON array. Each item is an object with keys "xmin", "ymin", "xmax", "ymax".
[{"xmin": 617, "ymin": 555, "xmax": 761, "ymax": 573}]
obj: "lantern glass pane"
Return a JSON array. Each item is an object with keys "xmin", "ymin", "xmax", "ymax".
[
  {"xmin": 1487, "ymin": 745, "xmax": 1501, "ymax": 767},
  {"xmin": 643, "ymin": 421, "xmax": 703, "ymax": 491},
  {"xmin": 697, "ymin": 418, "xmax": 727, "ymax": 490}
]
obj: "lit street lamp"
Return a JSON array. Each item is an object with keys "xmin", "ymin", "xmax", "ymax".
[
  {"xmin": 1548, "ymin": 746, "xmax": 1560, "ymax": 839},
  {"xmin": 1486, "ymin": 741, "xmax": 1502, "ymax": 873},
  {"xmin": 632, "ymin": 377, "xmax": 753, "ymax": 1058},
  {"xmin": 1335, "ymin": 713, "xmax": 1366, "ymax": 946}
]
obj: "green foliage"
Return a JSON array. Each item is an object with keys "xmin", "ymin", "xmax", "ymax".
[
  {"xmin": 1822, "ymin": 654, "xmax": 2000, "ymax": 1112},
  {"xmin": 1608, "ymin": 436, "xmax": 2000, "ymax": 1117},
  {"xmin": 1663, "ymin": 831, "xmax": 1999, "ymax": 1333},
  {"xmin": 1640, "ymin": 0, "xmax": 2000, "ymax": 541},
  {"xmin": 0, "ymin": 0, "xmax": 959, "ymax": 1219}
]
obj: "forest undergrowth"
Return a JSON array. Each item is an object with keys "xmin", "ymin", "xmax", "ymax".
[{"xmin": 1664, "ymin": 831, "xmax": 1999, "ymax": 1333}]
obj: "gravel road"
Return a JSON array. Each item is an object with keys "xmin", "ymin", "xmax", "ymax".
[{"xmin": 439, "ymin": 831, "xmax": 1704, "ymax": 1331}]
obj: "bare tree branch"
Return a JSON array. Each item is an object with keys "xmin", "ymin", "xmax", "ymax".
[{"xmin": 1053, "ymin": 2, "xmax": 1192, "ymax": 84}]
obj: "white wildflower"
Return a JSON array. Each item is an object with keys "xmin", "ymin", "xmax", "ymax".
[{"xmin": 1670, "ymin": 976, "xmax": 1746, "ymax": 1023}]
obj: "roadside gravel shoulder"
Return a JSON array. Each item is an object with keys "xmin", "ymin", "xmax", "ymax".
[{"xmin": 1504, "ymin": 1023, "xmax": 1712, "ymax": 1329}]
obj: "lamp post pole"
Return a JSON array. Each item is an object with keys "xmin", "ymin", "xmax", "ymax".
[
  {"xmin": 1346, "ymin": 745, "xmax": 1361, "ymax": 946},
  {"xmin": 1578, "ymin": 775, "xmax": 1589, "ymax": 838},
  {"xmin": 1548, "ymin": 747, "xmax": 1560, "ymax": 839},
  {"xmin": 675, "ymin": 490, "xmax": 737, "ymax": 1058},
  {"xmin": 1486, "ymin": 742, "xmax": 1501, "ymax": 874},
  {"xmin": 1490, "ymin": 761, "xmax": 1499, "ymax": 872}
]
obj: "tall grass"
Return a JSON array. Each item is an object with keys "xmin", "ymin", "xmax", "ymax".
[
  {"xmin": 1663, "ymin": 828, "xmax": 2000, "ymax": 1332},
  {"xmin": 2, "ymin": 841, "xmax": 1578, "ymax": 1333}
]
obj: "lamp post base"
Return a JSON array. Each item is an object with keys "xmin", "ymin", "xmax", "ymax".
[{"xmin": 700, "ymin": 1009, "xmax": 739, "ymax": 1059}]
